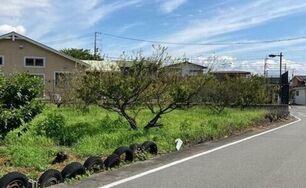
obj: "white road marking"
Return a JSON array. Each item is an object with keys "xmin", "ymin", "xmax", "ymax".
[{"xmin": 99, "ymin": 115, "xmax": 301, "ymax": 188}]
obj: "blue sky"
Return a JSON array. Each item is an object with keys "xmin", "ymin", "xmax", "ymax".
[{"xmin": 1, "ymin": 0, "xmax": 306, "ymax": 75}]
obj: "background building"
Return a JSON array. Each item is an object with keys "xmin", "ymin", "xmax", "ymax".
[
  {"xmin": 0, "ymin": 32, "xmax": 88, "ymax": 98},
  {"xmin": 165, "ymin": 61, "xmax": 207, "ymax": 76},
  {"xmin": 290, "ymin": 75, "xmax": 306, "ymax": 105}
]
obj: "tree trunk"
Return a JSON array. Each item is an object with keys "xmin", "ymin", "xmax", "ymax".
[
  {"xmin": 144, "ymin": 112, "xmax": 162, "ymax": 130},
  {"xmin": 121, "ymin": 109, "xmax": 138, "ymax": 130},
  {"xmin": 144, "ymin": 103, "xmax": 176, "ymax": 130}
]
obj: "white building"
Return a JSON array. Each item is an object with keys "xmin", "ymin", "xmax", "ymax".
[{"xmin": 292, "ymin": 87, "xmax": 306, "ymax": 105}]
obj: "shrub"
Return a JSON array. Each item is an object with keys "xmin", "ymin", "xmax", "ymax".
[
  {"xmin": 37, "ymin": 113, "xmax": 67, "ymax": 145},
  {"xmin": 0, "ymin": 74, "xmax": 44, "ymax": 139},
  {"xmin": 198, "ymin": 75, "xmax": 274, "ymax": 113}
]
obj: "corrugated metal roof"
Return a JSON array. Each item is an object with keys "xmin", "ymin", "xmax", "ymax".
[{"xmin": 83, "ymin": 60, "xmax": 133, "ymax": 71}]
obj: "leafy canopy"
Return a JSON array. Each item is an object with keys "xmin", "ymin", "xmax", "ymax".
[{"xmin": 60, "ymin": 48, "xmax": 102, "ymax": 60}]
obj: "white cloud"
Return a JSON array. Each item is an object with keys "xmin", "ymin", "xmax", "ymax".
[
  {"xmin": 188, "ymin": 54, "xmax": 306, "ymax": 76},
  {"xmin": 1, "ymin": 0, "xmax": 306, "ymax": 75},
  {"xmin": 0, "ymin": 25, "xmax": 26, "ymax": 34},
  {"xmin": 117, "ymin": 23, "xmax": 143, "ymax": 34},
  {"xmin": 159, "ymin": 0, "xmax": 188, "ymax": 13},
  {"xmin": 0, "ymin": 0, "xmax": 143, "ymax": 49},
  {"xmin": 0, "ymin": 0, "xmax": 50, "ymax": 35},
  {"xmin": 134, "ymin": 0, "xmax": 306, "ymax": 58},
  {"xmin": 67, "ymin": 0, "xmax": 143, "ymax": 28},
  {"xmin": 0, "ymin": 0, "xmax": 50, "ymax": 17}
]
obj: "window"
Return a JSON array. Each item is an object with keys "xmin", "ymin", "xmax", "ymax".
[
  {"xmin": 54, "ymin": 72, "xmax": 73, "ymax": 87},
  {"xmin": 0, "ymin": 56, "xmax": 4, "ymax": 65},
  {"xmin": 25, "ymin": 58, "xmax": 34, "ymax": 66},
  {"xmin": 296, "ymin": 90, "xmax": 299, "ymax": 96},
  {"xmin": 35, "ymin": 58, "xmax": 44, "ymax": 66},
  {"xmin": 24, "ymin": 57, "xmax": 45, "ymax": 67}
]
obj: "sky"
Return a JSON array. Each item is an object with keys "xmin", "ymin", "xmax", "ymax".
[{"xmin": 1, "ymin": 0, "xmax": 306, "ymax": 76}]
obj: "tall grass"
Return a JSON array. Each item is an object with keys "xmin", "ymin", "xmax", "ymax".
[{"xmin": 0, "ymin": 105, "xmax": 267, "ymax": 178}]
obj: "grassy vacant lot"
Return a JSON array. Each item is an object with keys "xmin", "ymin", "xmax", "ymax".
[{"xmin": 0, "ymin": 105, "xmax": 267, "ymax": 178}]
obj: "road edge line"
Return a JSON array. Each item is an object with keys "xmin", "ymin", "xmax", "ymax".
[{"xmin": 100, "ymin": 115, "xmax": 301, "ymax": 188}]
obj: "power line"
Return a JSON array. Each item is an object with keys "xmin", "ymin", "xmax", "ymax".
[{"xmin": 100, "ymin": 32, "xmax": 306, "ymax": 46}]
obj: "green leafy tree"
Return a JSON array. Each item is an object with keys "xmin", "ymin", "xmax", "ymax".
[
  {"xmin": 198, "ymin": 76, "xmax": 233, "ymax": 113},
  {"xmin": 76, "ymin": 47, "xmax": 207, "ymax": 130},
  {"xmin": 0, "ymin": 74, "xmax": 44, "ymax": 138},
  {"xmin": 234, "ymin": 76, "xmax": 271, "ymax": 108},
  {"xmin": 60, "ymin": 48, "xmax": 102, "ymax": 60},
  {"xmin": 198, "ymin": 75, "xmax": 272, "ymax": 113},
  {"xmin": 143, "ymin": 70, "xmax": 208, "ymax": 129},
  {"xmin": 77, "ymin": 58, "xmax": 157, "ymax": 130}
]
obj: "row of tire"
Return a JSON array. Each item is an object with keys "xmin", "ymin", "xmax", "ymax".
[{"xmin": 0, "ymin": 141, "xmax": 158, "ymax": 188}]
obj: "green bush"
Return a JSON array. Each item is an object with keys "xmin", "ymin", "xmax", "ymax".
[
  {"xmin": 0, "ymin": 74, "xmax": 44, "ymax": 139},
  {"xmin": 0, "ymin": 73, "xmax": 43, "ymax": 108},
  {"xmin": 37, "ymin": 113, "xmax": 68, "ymax": 145},
  {"xmin": 198, "ymin": 75, "xmax": 274, "ymax": 113}
]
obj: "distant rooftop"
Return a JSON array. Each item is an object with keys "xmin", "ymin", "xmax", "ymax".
[
  {"xmin": 293, "ymin": 75, "xmax": 306, "ymax": 82},
  {"xmin": 211, "ymin": 70, "xmax": 251, "ymax": 74},
  {"xmin": 165, "ymin": 61, "xmax": 207, "ymax": 69},
  {"xmin": 83, "ymin": 59, "xmax": 133, "ymax": 71}
]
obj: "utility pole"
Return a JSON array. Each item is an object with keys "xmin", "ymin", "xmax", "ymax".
[
  {"xmin": 269, "ymin": 52, "xmax": 283, "ymax": 104},
  {"xmin": 94, "ymin": 32, "xmax": 101, "ymax": 60},
  {"xmin": 264, "ymin": 57, "xmax": 268, "ymax": 77},
  {"xmin": 280, "ymin": 52, "xmax": 283, "ymax": 89}
]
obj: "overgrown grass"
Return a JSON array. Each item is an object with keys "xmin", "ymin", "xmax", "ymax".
[{"xmin": 0, "ymin": 105, "xmax": 267, "ymax": 178}]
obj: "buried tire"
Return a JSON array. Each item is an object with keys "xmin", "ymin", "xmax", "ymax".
[
  {"xmin": 104, "ymin": 154, "xmax": 120, "ymax": 169},
  {"xmin": 129, "ymin": 143, "xmax": 143, "ymax": 153},
  {"xmin": 113, "ymin": 146, "xmax": 134, "ymax": 162},
  {"xmin": 142, "ymin": 141, "xmax": 158, "ymax": 155},
  {"xmin": 61, "ymin": 162, "xmax": 86, "ymax": 179},
  {"xmin": 38, "ymin": 169, "xmax": 63, "ymax": 188},
  {"xmin": 0, "ymin": 172, "xmax": 29, "ymax": 188},
  {"xmin": 84, "ymin": 156, "xmax": 104, "ymax": 172}
]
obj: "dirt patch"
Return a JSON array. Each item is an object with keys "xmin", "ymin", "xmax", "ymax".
[{"xmin": 0, "ymin": 155, "xmax": 8, "ymax": 166}]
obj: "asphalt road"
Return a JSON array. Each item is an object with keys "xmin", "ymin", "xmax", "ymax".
[
  {"xmin": 55, "ymin": 106, "xmax": 306, "ymax": 188},
  {"xmin": 111, "ymin": 106, "xmax": 306, "ymax": 188}
]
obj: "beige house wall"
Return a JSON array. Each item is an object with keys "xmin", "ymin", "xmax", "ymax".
[{"xmin": 0, "ymin": 38, "xmax": 85, "ymax": 97}]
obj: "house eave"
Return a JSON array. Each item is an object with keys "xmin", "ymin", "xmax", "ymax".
[{"xmin": 0, "ymin": 32, "xmax": 90, "ymax": 68}]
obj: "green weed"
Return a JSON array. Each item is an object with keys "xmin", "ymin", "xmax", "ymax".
[{"xmin": 1, "ymin": 105, "xmax": 267, "ymax": 178}]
